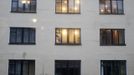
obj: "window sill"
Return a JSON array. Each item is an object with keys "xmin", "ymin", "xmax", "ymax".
[
  {"xmin": 99, "ymin": 13, "xmax": 125, "ymax": 15},
  {"xmin": 100, "ymin": 44, "xmax": 126, "ymax": 46},
  {"xmin": 55, "ymin": 12, "xmax": 81, "ymax": 14},
  {"xmin": 9, "ymin": 43, "xmax": 36, "ymax": 45},
  {"xmin": 55, "ymin": 43, "xmax": 81, "ymax": 46},
  {"xmin": 11, "ymin": 11, "xmax": 36, "ymax": 13}
]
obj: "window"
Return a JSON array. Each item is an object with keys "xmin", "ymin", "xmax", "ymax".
[
  {"xmin": 101, "ymin": 60, "xmax": 126, "ymax": 75},
  {"xmin": 100, "ymin": 29, "xmax": 125, "ymax": 46},
  {"xmin": 8, "ymin": 60, "xmax": 35, "ymax": 75},
  {"xmin": 10, "ymin": 27, "xmax": 36, "ymax": 44},
  {"xmin": 55, "ymin": 60, "xmax": 81, "ymax": 75},
  {"xmin": 11, "ymin": 0, "xmax": 36, "ymax": 13},
  {"xmin": 55, "ymin": 0, "xmax": 80, "ymax": 14},
  {"xmin": 99, "ymin": 0, "xmax": 124, "ymax": 14},
  {"xmin": 55, "ymin": 28, "xmax": 81, "ymax": 45}
]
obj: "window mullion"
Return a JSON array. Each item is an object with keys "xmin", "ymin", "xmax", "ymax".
[
  {"xmin": 29, "ymin": 0, "xmax": 32, "ymax": 11},
  {"xmin": 61, "ymin": 0, "xmax": 62, "ymax": 12},
  {"xmin": 67, "ymin": 0, "xmax": 69, "ymax": 13},
  {"xmin": 15, "ymin": 29, "xmax": 17, "ymax": 44},
  {"xmin": 28, "ymin": 29, "xmax": 30, "ymax": 43},
  {"xmin": 111, "ymin": 30, "xmax": 113, "ymax": 45},
  {"xmin": 22, "ymin": 29, "xmax": 24, "ymax": 44},
  {"xmin": 73, "ymin": 0, "xmax": 75, "ymax": 13},
  {"xmin": 110, "ymin": 0, "xmax": 113, "ymax": 14},
  {"xmin": 61, "ymin": 29, "xmax": 63, "ymax": 44},
  {"xmin": 67, "ymin": 29, "xmax": 69, "ymax": 44},
  {"xmin": 21, "ymin": 61, "xmax": 23, "ymax": 75},
  {"xmin": 17, "ymin": 0, "xmax": 19, "ymax": 12},
  {"xmin": 14, "ymin": 61, "xmax": 16, "ymax": 75},
  {"xmin": 74, "ymin": 29, "xmax": 76, "ymax": 44},
  {"xmin": 28, "ymin": 61, "xmax": 30, "ymax": 75}
]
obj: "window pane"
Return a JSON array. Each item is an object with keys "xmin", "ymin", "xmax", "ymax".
[
  {"xmin": 56, "ymin": 29, "xmax": 62, "ymax": 44},
  {"xmin": 56, "ymin": 3, "xmax": 62, "ymax": 13},
  {"xmin": 75, "ymin": 0, "xmax": 80, "ymax": 13},
  {"xmin": 112, "ymin": 1, "xmax": 118, "ymax": 13},
  {"xmin": 100, "ymin": 0, "xmax": 105, "ymax": 13},
  {"xmin": 10, "ymin": 29, "xmax": 16, "ymax": 43},
  {"xmin": 23, "ymin": 29, "xmax": 29, "ymax": 43},
  {"xmin": 15, "ymin": 61, "xmax": 21, "ymax": 75},
  {"xmin": 75, "ymin": 29, "xmax": 80, "ymax": 44},
  {"xmin": 29, "ymin": 29, "xmax": 35, "ymax": 43},
  {"xmin": 62, "ymin": 29, "xmax": 68, "ymax": 43},
  {"xmin": 69, "ymin": 29, "xmax": 75, "ymax": 44},
  {"xmin": 112, "ymin": 30, "xmax": 119, "ymax": 45},
  {"xmin": 62, "ymin": 0, "xmax": 68, "ymax": 13},
  {"xmin": 69, "ymin": 0, "xmax": 74, "ymax": 13},
  {"xmin": 9, "ymin": 61, "xmax": 15, "ymax": 75},
  {"xmin": 118, "ymin": 30, "xmax": 125, "ymax": 45},
  {"xmin": 100, "ymin": 29, "xmax": 112, "ymax": 45},
  {"xmin": 117, "ymin": 1, "xmax": 123, "ymax": 14},
  {"xmin": 12, "ymin": 2, "xmax": 18, "ymax": 11},
  {"xmin": 23, "ymin": 61, "xmax": 29, "ymax": 75},
  {"xmin": 29, "ymin": 61, "xmax": 35, "ymax": 75},
  {"xmin": 16, "ymin": 29, "xmax": 22, "ymax": 43},
  {"xmin": 105, "ymin": 0, "xmax": 111, "ymax": 13}
]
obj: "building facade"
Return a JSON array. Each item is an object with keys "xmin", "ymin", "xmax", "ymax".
[{"xmin": 0, "ymin": 0, "xmax": 134, "ymax": 75}]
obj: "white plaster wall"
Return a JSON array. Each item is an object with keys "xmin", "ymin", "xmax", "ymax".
[{"xmin": 0, "ymin": 0, "xmax": 134, "ymax": 75}]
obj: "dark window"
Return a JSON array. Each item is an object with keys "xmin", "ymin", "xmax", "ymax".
[
  {"xmin": 11, "ymin": 0, "xmax": 36, "ymax": 13},
  {"xmin": 55, "ymin": 60, "xmax": 81, "ymax": 75},
  {"xmin": 10, "ymin": 27, "xmax": 36, "ymax": 45},
  {"xmin": 99, "ymin": 0, "xmax": 124, "ymax": 14},
  {"xmin": 101, "ymin": 60, "xmax": 126, "ymax": 75},
  {"xmin": 55, "ymin": 28, "xmax": 81, "ymax": 45},
  {"xmin": 100, "ymin": 29, "xmax": 125, "ymax": 46},
  {"xmin": 55, "ymin": 0, "xmax": 80, "ymax": 14},
  {"xmin": 8, "ymin": 60, "xmax": 35, "ymax": 75}
]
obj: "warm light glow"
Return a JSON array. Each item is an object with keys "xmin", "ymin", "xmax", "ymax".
[
  {"xmin": 74, "ymin": 7, "xmax": 78, "ymax": 10},
  {"xmin": 32, "ymin": 18, "xmax": 37, "ymax": 23},
  {"xmin": 21, "ymin": 0, "xmax": 26, "ymax": 4},
  {"xmin": 27, "ymin": 1, "xmax": 30, "ymax": 4},
  {"xmin": 62, "ymin": 7, "xmax": 67, "ymax": 12},
  {"xmin": 75, "ymin": 0, "xmax": 80, "ymax": 4},
  {"xmin": 100, "ymin": 9, "xmax": 104, "ymax": 13},
  {"xmin": 75, "ymin": 30, "xmax": 79, "ymax": 35},
  {"xmin": 21, "ymin": 0, "xmax": 30, "ymax": 4},
  {"xmin": 114, "ymin": 30, "xmax": 118, "ymax": 36},
  {"xmin": 62, "ymin": 29, "xmax": 67, "ymax": 35},
  {"xmin": 105, "ymin": 5, "xmax": 108, "ymax": 8},
  {"xmin": 107, "ymin": 9, "xmax": 111, "ymax": 13},
  {"xmin": 64, "ymin": 0, "xmax": 67, "ymax": 4}
]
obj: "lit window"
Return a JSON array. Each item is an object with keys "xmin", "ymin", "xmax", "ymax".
[
  {"xmin": 8, "ymin": 60, "xmax": 35, "ymax": 75},
  {"xmin": 55, "ymin": 28, "xmax": 81, "ymax": 45},
  {"xmin": 101, "ymin": 60, "xmax": 126, "ymax": 75},
  {"xmin": 55, "ymin": 60, "xmax": 81, "ymax": 75},
  {"xmin": 100, "ymin": 29, "xmax": 125, "ymax": 46},
  {"xmin": 56, "ymin": 0, "xmax": 80, "ymax": 14},
  {"xmin": 11, "ymin": 0, "xmax": 36, "ymax": 13},
  {"xmin": 9, "ymin": 27, "xmax": 36, "ymax": 45},
  {"xmin": 99, "ymin": 0, "xmax": 124, "ymax": 14}
]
